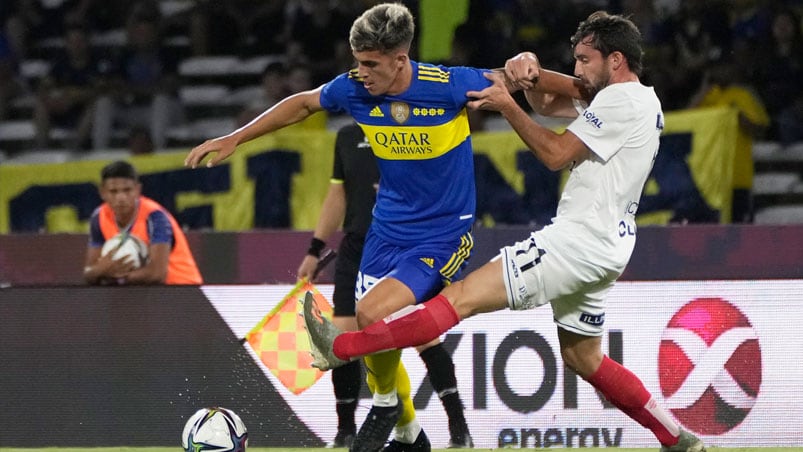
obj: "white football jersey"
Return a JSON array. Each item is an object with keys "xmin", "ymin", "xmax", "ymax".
[{"xmin": 553, "ymin": 82, "xmax": 663, "ymax": 272}]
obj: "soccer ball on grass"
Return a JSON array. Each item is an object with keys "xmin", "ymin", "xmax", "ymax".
[{"xmin": 182, "ymin": 407, "xmax": 247, "ymax": 452}]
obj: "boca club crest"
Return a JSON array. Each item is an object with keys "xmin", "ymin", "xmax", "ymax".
[{"xmin": 391, "ymin": 102, "xmax": 410, "ymax": 124}]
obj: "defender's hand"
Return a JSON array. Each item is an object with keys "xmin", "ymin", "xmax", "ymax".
[
  {"xmin": 467, "ymin": 72, "xmax": 518, "ymax": 113},
  {"xmin": 184, "ymin": 135, "xmax": 239, "ymax": 168},
  {"xmin": 505, "ymin": 52, "xmax": 541, "ymax": 90}
]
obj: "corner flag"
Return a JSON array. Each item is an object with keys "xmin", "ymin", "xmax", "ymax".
[{"xmin": 244, "ymin": 280, "xmax": 333, "ymax": 395}]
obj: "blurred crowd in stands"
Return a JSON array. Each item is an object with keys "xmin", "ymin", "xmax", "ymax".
[
  {"xmin": 0, "ymin": 0, "xmax": 801, "ymax": 228},
  {"xmin": 1, "ymin": 0, "xmax": 801, "ymax": 153}
]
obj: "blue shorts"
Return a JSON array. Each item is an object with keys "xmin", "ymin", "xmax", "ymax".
[{"xmin": 355, "ymin": 230, "xmax": 474, "ymax": 303}]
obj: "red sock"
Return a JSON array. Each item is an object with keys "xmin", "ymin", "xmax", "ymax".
[
  {"xmin": 586, "ymin": 355, "xmax": 680, "ymax": 446},
  {"xmin": 333, "ymin": 294, "xmax": 460, "ymax": 360}
]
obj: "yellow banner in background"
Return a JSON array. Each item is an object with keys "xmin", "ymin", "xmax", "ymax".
[
  {"xmin": 0, "ymin": 150, "xmax": 188, "ymax": 233},
  {"xmin": 212, "ymin": 125, "xmax": 336, "ymax": 231},
  {"xmin": 0, "ymin": 125, "xmax": 335, "ymax": 233},
  {"xmin": 641, "ymin": 106, "xmax": 737, "ymax": 224},
  {"xmin": 0, "ymin": 108, "xmax": 738, "ymax": 233}
]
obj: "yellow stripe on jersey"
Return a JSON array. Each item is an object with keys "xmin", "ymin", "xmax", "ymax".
[
  {"xmin": 360, "ymin": 109, "xmax": 470, "ymax": 160},
  {"xmin": 440, "ymin": 231, "xmax": 474, "ymax": 279},
  {"xmin": 348, "ymin": 69, "xmax": 364, "ymax": 82},
  {"xmin": 417, "ymin": 65, "xmax": 449, "ymax": 83}
]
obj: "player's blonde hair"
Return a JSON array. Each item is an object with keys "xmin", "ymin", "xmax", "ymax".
[{"xmin": 349, "ymin": 3, "xmax": 414, "ymax": 54}]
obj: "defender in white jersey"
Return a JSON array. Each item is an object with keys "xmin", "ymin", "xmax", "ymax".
[
  {"xmin": 305, "ymin": 11, "xmax": 706, "ymax": 452},
  {"xmin": 501, "ymin": 80, "xmax": 664, "ymax": 331}
]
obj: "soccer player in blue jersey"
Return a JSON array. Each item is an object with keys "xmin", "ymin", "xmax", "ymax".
[
  {"xmin": 296, "ymin": 123, "xmax": 473, "ymax": 449},
  {"xmin": 185, "ymin": 3, "xmax": 579, "ymax": 451}
]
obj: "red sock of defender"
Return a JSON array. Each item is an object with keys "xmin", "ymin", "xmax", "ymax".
[
  {"xmin": 586, "ymin": 355, "xmax": 680, "ymax": 446},
  {"xmin": 333, "ymin": 295, "xmax": 460, "ymax": 360}
]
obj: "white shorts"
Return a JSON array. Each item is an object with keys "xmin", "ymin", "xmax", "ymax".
[{"xmin": 497, "ymin": 227, "xmax": 622, "ymax": 336}]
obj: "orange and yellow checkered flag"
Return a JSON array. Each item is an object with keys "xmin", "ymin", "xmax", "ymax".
[{"xmin": 245, "ymin": 280, "xmax": 333, "ymax": 395}]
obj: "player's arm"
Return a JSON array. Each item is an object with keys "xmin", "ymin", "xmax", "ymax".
[
  {"xmin": 84, "ymin": 247, "xmax": 137, "ymax": 284},
  {"xmin": 467, "ymin": 73, "xmax": 590, "ymax": 171},
  {"xmin": 525, "ymin": 70, "xmax": 588, "ymax": 118},
  {"xmin": 83, "ymin": 246, "xmax": 106, "ymax": 284},
  {"xmin": 84, "ymin": 249, "xmax": 138, "ymax": 284},
  {"xmin": 297, "ymin": 182, "xmax": 346, "ymax": 281},
  {"xmin": 185, "ymin": 87, "xmax": 324, "ymax": 168},
  {"xmin": 123, "ymin": 243, "xmax": 170, "ymax": 284},
  {"xmin": 122, "ymin": 211, "xmax": 173, "ymax": 284},
  {"xmin": 503, "ymin": 51, "xmax": 589, "ymax": 118}
]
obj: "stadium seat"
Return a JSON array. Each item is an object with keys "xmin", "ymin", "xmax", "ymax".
[
  {"xmin": 159, "ymin": 0, "xmax": 195, "ymax": 18},
  {"xmin": 755, "ymin": 205, "xmax": 803, "ymax": 224},
  {"xmin": 0, "ymin": 120, "xmax": 36, "ymax": 141},
  {"xmin": 179, "ymin": 56, "xmax": 240, "ymax": 78},
  {"xmin": 782, "ymin": 141, "xmax": 803, "ymax": 160},
  {"xmin": 232, "ymin": 56, "xmax": 282, "ymax": 76},
  {"xmin": 90, "ymin": 29, "xmax": 126, "ymax": 48},
  {"xmin": 166, "ymin": 117, "xmax": 236, "ymax": 144},
  {"xmin": 71, "ymin": 149, "xmax": 132, "ymax": 162},
  {"xmin": 326, "ymin": 114, "xmax": 355, "ymax": 132},
  {"xmin": 228, "ymin": 85, "xmax": 263, "ymax": 106},
  {"xmin": 33, "ymin": 36, "xmax": 65, "ymax": 54},
  {"xmin": 19, "ymin": 59, "xmax": 51, "ymax": 80},
  {"xmin": 753, "ymin": 141, "xmax": 783, "ymax": 161},
  {"xmin": 2, "ymin": 149, "xmax": 74, "ymax": 165},
  {"xmin": 48, "ymin": 126, "xmax": 76, "ymax": 144},
  {"xmin": 753, "ymin": 172, "xmax": 801, "ymax": 195},
  {"xmin": 483, "ymin": 114, "xmax": 514, "ymax": 131},
  {"xmin": 179, "ymin": 85, "xmax": 231, "ymax": 106}
]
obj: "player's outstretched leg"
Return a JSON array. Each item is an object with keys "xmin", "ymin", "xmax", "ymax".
[
  {"xmin": 583, "ymin": 353, "xmax": 706, "ymax": 452},
  {"xmin": 302, "ymin": 291, "xmax": 349, "ymax": 370},
  {"xmin": 659, "ymin": 430, "xmax": 706, "ymax": 452}
]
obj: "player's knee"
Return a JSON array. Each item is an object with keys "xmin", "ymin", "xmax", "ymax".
[
  {"xmin": 333, "ymin": 315, "xmax": 359, "ymax": 332},
  {"xmin": 442, "ymin": 281, "xmax": 490, "ymax": 321},
  {"xmin": 560, "ymin": 347, "xmax": 602, "ymax": 379},
  {"xmin": 561, "ymin": 349, "xmax": 586, "ymax": 377},
  {"xmin": 441, "ymin": 281, "xmax": 473, "ymax": 319},
  {"xmin": 354, "ymin": 307, "xmax": 377, "ymax": 328}
]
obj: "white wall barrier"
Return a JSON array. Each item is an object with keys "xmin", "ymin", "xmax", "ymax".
[{"xmin": 204, "ymin": 280, "xmax": 803, "ymax": 449}]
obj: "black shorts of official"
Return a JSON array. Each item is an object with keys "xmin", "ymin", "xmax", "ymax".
[{"xmin": 332, "ymin": 233, "xmax": 365, "ymax": 317}]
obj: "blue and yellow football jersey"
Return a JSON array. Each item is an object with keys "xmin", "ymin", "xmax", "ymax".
[{"xmin": 319, "ymin": 61, "xmax": 492, "ymax": 245}]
